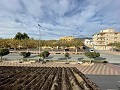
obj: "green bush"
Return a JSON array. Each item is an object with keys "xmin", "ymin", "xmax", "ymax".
[
  {"xmin": 65, "ymin": 52, "xmax": 70, "ymax": 59},
  {"xmin": 0, "ymin": 48, "xmax": 9, "ymax": 60},
  {"xmin": 39, "ymin": 51, "xmax": 50, "ymax": 59},
  {"xmin": 26, "ymin": 52, "xmax": 31, "ymax": 57},
  {"xmin": 44, "ymin": 51, "xmax": 50, "ymax": 57},
  {"xmin": 20, "ymin": 52, "xmax": 31, "ymax": 58}
]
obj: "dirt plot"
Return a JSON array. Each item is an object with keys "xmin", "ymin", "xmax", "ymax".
[{"xmin": 0, "ymin": 66, "xmax": 100, "ymax": 90}]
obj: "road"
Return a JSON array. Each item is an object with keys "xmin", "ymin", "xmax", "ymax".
[{"xmin": 97, "ymin": 50, "xmax": 120, "ymax": 63}]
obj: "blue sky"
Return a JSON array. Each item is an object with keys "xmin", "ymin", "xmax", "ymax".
[{"xmin": 0, "ymin": 0, "xmax": 120, "ymax": 40}]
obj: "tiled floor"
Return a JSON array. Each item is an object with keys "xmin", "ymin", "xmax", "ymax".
[{"xmin": 0, "ymin": 62, "xmax": 119, "ymax": 75}]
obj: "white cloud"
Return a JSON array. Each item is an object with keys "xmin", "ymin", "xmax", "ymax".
[{"xmin": 0, "ymin": 0, "xmax": 120, "ymax": 39}]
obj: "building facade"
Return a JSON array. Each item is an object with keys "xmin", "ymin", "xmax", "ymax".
[
  {"xmin": 84, "ymin": 39, "xmax": 93, "ymax": 48},
  {"xmin": 93, "ymin": 28, "xmax": 120, "ymax": 50},
  {"xmin": 60, "ymin": 36, "xmax": 74, "ymax": 41}
]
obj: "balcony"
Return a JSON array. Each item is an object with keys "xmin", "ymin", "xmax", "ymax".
[
  {"xmin": 97, "ymin": 35, "xmax": 105, "ymax": 38},
  {"xmin": 97, "ymin": 39, "xmax": 105, "ymax": 41},
  {"xmin": 96, "ymin": 43, "xmax": 107, "ymax": 46}
]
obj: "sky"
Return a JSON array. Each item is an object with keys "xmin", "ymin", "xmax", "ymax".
[{"xmin": 0, "ymin": 0, "xmax": 120, "ymax": 40}]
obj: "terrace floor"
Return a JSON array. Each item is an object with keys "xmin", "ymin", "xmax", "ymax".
[{"xmin": 0, "ymin": 62, "xmax": 120, "ymax": 75}]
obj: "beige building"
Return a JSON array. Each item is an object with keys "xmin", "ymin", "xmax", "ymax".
[
  {"xmin": 60, "ymin": 36, "xmax": 74, "ymax": 41},
  {"xmin": 93, "ymin": 28, "xmax": 120, "ymax": 50}
]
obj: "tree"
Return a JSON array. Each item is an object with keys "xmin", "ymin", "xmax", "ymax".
[
  {"xmin": 65, "ymin": 52, "xmax": 70, "ymax": 59},
  {"xmin": 71, "ymin": 39, "xmax": 84, "ymax": 53},
  {"xmin": 65, "ymin": 52, "xmax": 70, "ymax": 63},
  {"xmin": 20, "ymin": 52, "xmax": 31, "ymax": 58},
  {"xmin": 14, "ymin": 32, "xmax": 23, "ymax": 40},
  {"xmin": 14, "ymin": 32, "xmax": 29, "ymax": 40},
  {"xmin": 115, "ymin": 42, "xmax": 120, "ymax": 49},
  {"xmin": 10, "ymin": 39, "xmax": 19, "ymax": 50},
  {"xmin": 85, "ymin": 52, "xmax": 100, "ymax": 63},
  {"xmin": 0, "ymin": 48, "xmax": 9, "ymax": 60},
  {"xmin": 23, "ymin": 33, "xmax": 29, "ymax": 39},
  {"xmin": 109, "ymin": 42, "xmax": 120, "ymax": 51},
  {"xmin": 38, "ymin": 51, "xmax": 50, "ymax": 60},
  {"xmin": 0, "ymin": 39, "xmax": 11, "ymax": 48}
]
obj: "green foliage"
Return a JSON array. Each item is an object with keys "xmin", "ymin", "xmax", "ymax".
[
  {"xmin": 109, "ymin": 42, "xmax": 120, "ymax": 50},
  {"xmin": 85, "ymin": 52, "xmax": 100, "ymax": 59},
  {"xmin": 20, "ymin": 52, "xmax": 31, "ymax": 58},
  {"xmin": 0, "ymin": 48, "xmax": 9, "ymax": 60},
  {"xmin": 23, "ymin": 33, "xmax": 29, "ymax": 39},
  {"xmin": 44, "ymin": 51, "xmax": 50, "ymax": 57},
  {"xmin": 39, "ymin": 51, "xmax": 50, "ymax": 59},
  {"xmin": 115, "ymin": 42, "xmax": 120, "ymax": 49},
  {"xmin": 65, "ymin": 52, "xmax": 70, "ymax": 64},
  {"xmin": 65, "ymin": 52, "xmax": 70, "ymax": 59},
  {"xmin": 14, "ymin": 32, "xmax": 29, "ymax": 40},
  {"xmin": 71, "ymin": 39, "xmax": 84, "ymax": 47},
  {"xmin": 0, "ymin": 38, "xmax": 84, "ymax": 49}
]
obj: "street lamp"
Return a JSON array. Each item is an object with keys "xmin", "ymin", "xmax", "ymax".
[{"xmin": 38, "ymin": 24, "xmax": 42, "ymax": 54}]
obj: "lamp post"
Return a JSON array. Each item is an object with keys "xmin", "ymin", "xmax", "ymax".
[{"xmin": 38, "ymin": 24, "xmax": 42, "ymax": 54}]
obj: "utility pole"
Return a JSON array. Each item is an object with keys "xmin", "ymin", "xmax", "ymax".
[{"xmin": 38, "ymin": 24, "xmax": 42, "ymax": 54}]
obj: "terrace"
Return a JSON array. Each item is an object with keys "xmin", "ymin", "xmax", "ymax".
[{"xmin": 0, "ymin": 66, "xmax": 100, "ymax": 90}]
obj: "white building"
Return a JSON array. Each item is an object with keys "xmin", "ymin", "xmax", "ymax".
[
  {"xmin": 84, "ymin": 39, "xmax": 93, "ymax": 48},
  {"xmin": 93, "ymin": 28, "xmax": 120, "ymax": 50}
]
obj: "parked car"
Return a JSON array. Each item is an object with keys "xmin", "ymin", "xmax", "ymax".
[
  {"xmin": 65, "ymin": 48, "xmax": 69, "ymax": 51},
  {"xmin": 89, "ymin": 49, "xmax": 95, "ymax": 52}
]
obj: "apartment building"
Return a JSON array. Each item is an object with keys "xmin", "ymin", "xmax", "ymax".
[
  {"xmin": 93, "ymin": 28, "xmax": 120, "ymax": 50},
  {"xmin": 60, "ymin": 36, "xmax": 74, "ymax": 41}
]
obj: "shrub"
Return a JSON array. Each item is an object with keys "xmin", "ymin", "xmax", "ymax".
[
  {"xmin": 65, "ymin": 52, "xmax": 70, "ymax": 59},
  {"xmin": 26, "ymin": 52, "xmax": 31, "ymax": 57},
  {"xmin": 0, "ymin": 48, "xmax": 9, "ymax": 60},
  {"xmin": 65, "ymin": 52, "xmax": 70, "ymax": 63},
  {"xmin": 102, "ymin": 60, "xmax": 108, "ymax": 63},
  {"xmin": 39, "ymin": 51, "xmax": 50, "ymax": 60},
  {"xmin": 20, "ymin": 52, "xmax": 31, "ymax": 58},
  {"xmin": 44, "ymin": 51, "xmax": 50, "ymax": 57}
]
